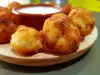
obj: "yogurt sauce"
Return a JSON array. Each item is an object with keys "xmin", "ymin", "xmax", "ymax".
[{"xmin": 16, "ymin": 6, "xmax": 61, "ymax": 14}]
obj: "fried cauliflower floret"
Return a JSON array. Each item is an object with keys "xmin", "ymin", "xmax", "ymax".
[
  {"xmin": 43, "ymin": 13, "xmax": 81, "ymax": 54},
  {"xmin": 54, "ymin": 24, "xmax": 81, "ymax": 53},
  {"xmin": 43, "ymin": 13, "xmax": 67, "ymax": 49},
  {"xmin": 7, "ymin": 2, "xmax": 21, "ymax": 13},
  {"xmin": 0, "ymin": 6, "xmax": 17, "ymax": 44},
  {"xmin": 0, "ymin": 19, "xmax": 17, "ymax": 43},
  {"xmin": 68, "ymin": 8, "xmax": 95, "ymax": 37},
  {"xmin": 10, "ymin": 25, "xmax": 43, "ymax": 55},
  {"xmin": 63, "ymin": 4, "xmax": 73, "ymax": 15},
  {"xmin": 0, "ymin": 6, "xmax": 11, "ymax": 20}
]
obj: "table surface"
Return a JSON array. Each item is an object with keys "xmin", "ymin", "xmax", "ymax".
[{"xmin": 0, "ymin": 1, "xmax": 100, "ymax": 75}]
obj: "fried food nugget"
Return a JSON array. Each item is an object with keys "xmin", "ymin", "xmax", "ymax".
[
  {"xmin": 43, "ymin": 13, "xmax": 81, "ymax": 54},
  {"xmin": 0, "ymin": 6, "xmax": 17, "ymax": 43},
  {"xmin": 7, "ymin": 2, "xmax": 21, "ymax": 13},
  {"xmin": 7, "ymin": 2, "xmax": 21, "ymax": 22},
  {"xmin": 0, "ymin": 19, "xmax": 17, "ymax": 43},
  {"xmin": 0, "ymin": 6, "xmax": 11, "ymax": 20},
  {"xmin": 43, "ymin": 13, "xmax": 67, "ymax": 49},
  {"xmin": 63, "ymin": 4, "xmax": 73, "ymax": 15},
  {"xmin": 68, "ymin": 8, "xmax": 95, "ymax": 37},
  {"xmin": 10, "ymin": 25, "xmax": 43, "ymax": 55}
]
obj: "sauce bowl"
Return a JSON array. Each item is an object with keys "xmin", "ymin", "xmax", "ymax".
[{"xmin": 12, "ymin": 3, "xmax": 62, "ymax": 30}]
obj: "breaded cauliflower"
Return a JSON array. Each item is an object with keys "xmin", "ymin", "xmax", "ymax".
[
  {"xmin": 68, "ymin": 8, "xmax": 95, "ymax": 36},
  {"xmin": 0, "ymin": 19, "xmax": 17, "ymax": 44},
  {"xmin": 10, "ymin": 25, "xmax": 43, "ymax": 55},
  {"xmin": 43, "ymin": 13, "xmax": 81, "ymax": 54},
  {"xmin": 0, "ymin": 6, "xmax": 11, "ymax": 20},
  {"xmin": 7, "ymin": 2, "xmax": 21, "ymax": 13},
  {"xmin": 0, "ymin": 6, "xmax": 17, "ymax": 44}
]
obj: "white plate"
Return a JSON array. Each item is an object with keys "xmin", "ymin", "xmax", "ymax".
[{"xmin": 0, "ymin": 26, "xmax": 98, "ymax": 66}]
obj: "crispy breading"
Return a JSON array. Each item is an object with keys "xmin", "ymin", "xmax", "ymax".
[
  {"xmin": 0, "ymin": 6, "xmax": 11, "ymax": 20},
  {"xmin": 10, "ymin": 25, "xmax": 43, "ymax": 55},
  {"xmin": 7, "ymin": 2, "xmax": 21, "ymax": 13},
  {"xmin": 0, "ymin": 19, "xmax": 17, "ymax": 43},
  {"xmin": 68, "ymin": 8, "xmax": 95, "ymax": 36},
  {"xmin": 63, "ymin": 4, "xmax": 73, "ymax": 15},
  {"xmin": 0, "ymin": 6, "xmax": 17, "ymax": 43},
  {"xmin": 43, "ymin": 13, "xmax": 81, "ymax": 54}
]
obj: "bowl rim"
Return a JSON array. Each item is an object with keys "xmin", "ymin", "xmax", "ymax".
[{"xmin": 12, "ymin": 3, "xmax": 63, "ymax": 16}]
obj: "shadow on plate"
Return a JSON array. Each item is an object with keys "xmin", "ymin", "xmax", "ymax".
[{"xmin": 0, "ymin": 48, "xmax": 93, "ymax": 73}]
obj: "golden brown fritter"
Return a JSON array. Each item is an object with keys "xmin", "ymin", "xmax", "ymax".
[
  {"xmin": 68, "ymin": 8, "xmax": 95, "ymax": 37},
  {"xmin": 7, "ymin": 2, "xmax": 21, "ymax": 13},
  {"xmin": 10, "ymin": 25, "xmax": 43, "ymax": 55},
  {"xmin": 0, "ymin": 19, "xmax": 17, "ymax": 44},
  {"xmin": 0, "ymin": 6, "xmax": 17, "ymax": 43},
  {"xmin": 7, "ymin": 2, "xmax": 21, "ymax": 22},
  {"xmin": 63, "ymin": 4, "xmax": 73, "ymax": 15},
  {"xmin": 43, "ymin": 13, "xmax": 67, "ymax": 49},
  {"xmin": 0, "ymin": 6, "xmax": 11, "ymax": 20},
  {"xmin": 43, "ymin": 13, "xmax": 81, "ymax": 54}
]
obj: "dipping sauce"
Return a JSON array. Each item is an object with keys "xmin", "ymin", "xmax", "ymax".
[
  {"xmin": 12, "ymin": 4, "xmax": 62, "ymax": 30},
  {"xmin": 16, "ymin": 6, "xmax": 61, "ymax": 14}
]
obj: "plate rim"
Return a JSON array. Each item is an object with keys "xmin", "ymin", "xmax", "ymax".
[{"xmin": 0, "ymin": 26, "xmax": 98, "ymax": 60}]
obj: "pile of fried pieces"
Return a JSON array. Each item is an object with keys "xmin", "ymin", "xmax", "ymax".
[{"xmin": 0, "ymin": 2, "xmax": 95, "ymax": 56}]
